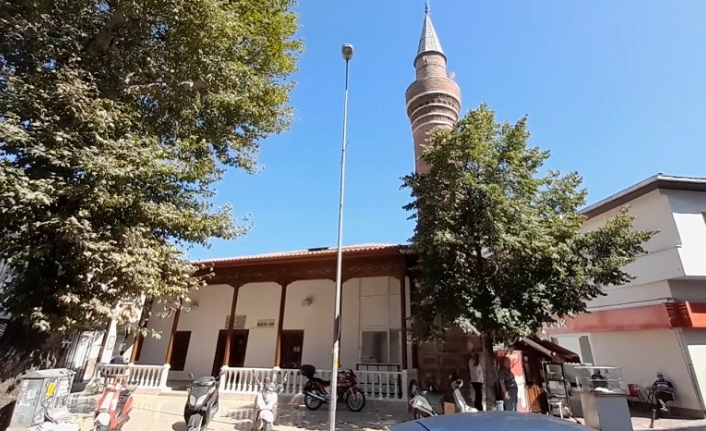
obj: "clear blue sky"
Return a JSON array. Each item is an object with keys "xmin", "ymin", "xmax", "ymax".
[{"xmin": 189, "ymin": 0, "xmax": 706, "ymax": 260}]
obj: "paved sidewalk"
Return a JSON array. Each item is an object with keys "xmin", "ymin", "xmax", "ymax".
[
  {"xmin": 70, "ymin": 394, "xmax": 407, "ymax": 431},
  {"xmin": 67, "ymin": 393, "xmax": 706, "ymax": 431}
]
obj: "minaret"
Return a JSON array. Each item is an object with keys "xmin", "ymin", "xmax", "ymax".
[{"xmin": 405, "ymin": 3, "xmax": 462, "ymax": 174}]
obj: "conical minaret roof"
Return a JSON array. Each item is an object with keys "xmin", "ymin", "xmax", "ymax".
[
  {"xmin": 416, "ymin": 4, "xmax": 445, "ymax": 61},
  {"xmin": 406, "ymin": 2, "xmax": 460, "ymax": 174}
]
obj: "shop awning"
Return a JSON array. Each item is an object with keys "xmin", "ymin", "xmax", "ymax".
[{"xmin": 518, "ymin": 337, "xmax": 581, "ymax": 363}]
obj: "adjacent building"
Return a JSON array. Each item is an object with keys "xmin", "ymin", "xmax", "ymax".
[{"xmin": 545, "ymin": 174, "xmax": 706, "ymax": 418}]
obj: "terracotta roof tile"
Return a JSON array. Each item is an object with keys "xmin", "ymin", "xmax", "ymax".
[{"xmin": 193, "ymin": 243, "xmax": 404, "ymax": 266}]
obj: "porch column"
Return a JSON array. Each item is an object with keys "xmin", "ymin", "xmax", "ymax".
[
  {"xmin": 164, "ymin": 300, "xmax": 182, "ymax": 365},
  {"xmin": 399, "ymin": 266, "xmax": 409, "ymax": 370},
  {"xmin": 273, "ymin": 280, "xmax": 290, "ymax": 367},
  {"xmin": 130, "ymin": 298, "xmax": 154, "ymax": 364},
  {"xmin": 222, "ymin": 284, "xmax": 242, "ymax": 367},
  {"xmin": 409, "ymin": 275, "xmax": 419, "ymax": 369}
]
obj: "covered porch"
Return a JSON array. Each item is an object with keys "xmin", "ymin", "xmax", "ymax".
[
  {"xmin": 94, "ymin": 363, "xmax": 413, "ymax": 400},
  {"xmin": 111, "ymin": 244, "xmax": 418, "ymax": 402}
]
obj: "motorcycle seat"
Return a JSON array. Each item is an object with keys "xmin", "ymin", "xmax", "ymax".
[{"xmin": 311, "ymin": 377, "xmax": 330, "ymax": 386}]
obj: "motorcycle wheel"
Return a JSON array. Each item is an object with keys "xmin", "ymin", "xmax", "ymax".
[
  {"xmin": 263, "ymin": 421, "xmax": 272, "ymax": 431},
  {"xmin": 187, "ymin": 413, "xmax": 204, "ymax": 431},
  {"xmin": 304, "ymin": 393, "xmax": 323, "ymax": 411},
  {"xmin": 346, "ymin": 391, "xmax": 366, "ymax": 412},
  {"xmin": 92, "ymin": 422, "xmax": 108, "ymax": 431}
]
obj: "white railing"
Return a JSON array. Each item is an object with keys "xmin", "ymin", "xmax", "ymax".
[
  {"xmin": 95, "ymin": 363, "xmax": 170, "ymax": 390},
  {"xmin": 220, "ymin": 367, "xmax": 408, "ymax": 401}
]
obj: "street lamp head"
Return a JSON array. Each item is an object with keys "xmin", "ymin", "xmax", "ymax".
[{"xmin": 341, "ymin": 44, "xmax": 354, "ymax": 61}]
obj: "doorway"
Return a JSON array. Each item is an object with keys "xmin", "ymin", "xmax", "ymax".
[
  {"xmin": 279, "ymin": 330, "xmax": 304, "ymax": 369},
  {"xmin": 212, "ymin": 330, "xmax": 249, "ymax": 376}
]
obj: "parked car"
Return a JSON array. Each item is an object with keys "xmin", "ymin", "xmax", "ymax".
[{"xmin": 390, "ymin": 411, "xmax": 591, "ymax": 431}]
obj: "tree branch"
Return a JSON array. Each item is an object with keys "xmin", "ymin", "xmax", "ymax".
[{"xmin": 84, "ymin": 1, "xmax": 126, "ymax": 56}]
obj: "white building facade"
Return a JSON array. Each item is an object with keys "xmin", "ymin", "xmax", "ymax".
[
  {"xmin": 106, "ymin": 244, "xmax": 417, "ymax": 401},
  {"xmin": 545, "ymin": 175, "xmax": 706, "ymax": 418}
]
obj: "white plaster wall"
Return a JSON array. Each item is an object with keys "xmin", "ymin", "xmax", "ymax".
[
  {"xmin": 681, "ymin": 329, "xmax": 706, "ymax": 414},
  {"xmin": 280, "ymin": 276, "xmax": 403, "ymax": 370},
  {"xmin": 172, "ymin": 284, "xmax": 233, "ymax": 380},
  {"xmin": 341, "ymin": 278, "xmax": 361, "ymax": 370},
  {"xmin": 585, "ymin": 329, "xmax": 702, "ymax": 412},
  {"xmin": 583, "ymin": 190, "xmax": 685, "ymax": 288},
  {"xmin": 135, "ymin": 305, "xmax": 173, "ymax": 366},
  {"xmin": 670, "ymin": 280, "xmax": 706, "ymax": 302},
  {"xmin": 360, "ymin": 276, "xmax": 401, "ymax": 330},
  {"xmin": 137, "ymin": 276, "xmax": 406, "ymax": 378},
  {"xmin": 282, "ymin": 279, "xmax": 335, "ymax": 370},
  {"xmin": 586, "ymin": 280, "xmax": 673, "ymax": 311},
  {"xmin": 665, "ymin": 190, "xmax": 706, "ymax": 278},
  {"xmin": 552, "ymin": 335, "xmax": 583, "ymax": 361},
  {"xmin": 237, "ymin": 282, "xmax": 281, "ymax": 368}
]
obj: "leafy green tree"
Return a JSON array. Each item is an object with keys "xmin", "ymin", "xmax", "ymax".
[
  {"xmin": 402, "ymin": 104, "xmax": 654, "ymax": 406},
  {"xmin": 0, "ymin": 0, "xmax": 302, "ymax": 381}
]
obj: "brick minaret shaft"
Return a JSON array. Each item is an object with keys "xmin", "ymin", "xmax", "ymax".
[{"xmin": 405, "ymin": 5, "xmax": 462, "ymax": 174}]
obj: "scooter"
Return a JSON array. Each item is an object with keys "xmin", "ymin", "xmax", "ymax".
[
  {"xmin": 252, "ymin": 374, "xmax": 288, "ymax": 431},
  {"xmin": 184, "ymin": 371, "xmax": 223, "ymax": 431},
  {"xmin": 449, "ymin": 378, "xmax": 476, "ymax": 413},
  {"xmin": 93, "ymin": 379, "xmax": 135, "ymax": 431},
  {"xmin": 410, "ymin": 373, "xmax": 476, "ymax": 419},
  {"xmin": 409, "ymin": 385, "xmax": 439, "ymax": 419}
]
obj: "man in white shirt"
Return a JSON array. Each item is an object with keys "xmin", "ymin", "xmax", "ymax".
[{"xmin": 468, "ymin": 352, "xmax": 484, "ymax": 411}]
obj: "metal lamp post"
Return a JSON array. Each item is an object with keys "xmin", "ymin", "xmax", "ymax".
[{"xmin": 328, "ymin": 43, "xmax": 354, "ymax": 431}]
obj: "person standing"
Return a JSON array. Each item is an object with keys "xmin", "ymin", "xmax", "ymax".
[
  {"xmin": 110, "ymin": 350, "xmax": 126, "ymax": 364},
  {"xmin": 498, "ymin": 357, "xmax": 519, "ymax": 411},
  {"xmin": 468, "ymin": 353, "xmax": 484, "ymax": 411}
]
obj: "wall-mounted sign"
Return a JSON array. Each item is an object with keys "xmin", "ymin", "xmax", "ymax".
[
  {"xmin": 225, "ymin": 315, "xmax": 247, "ymax": 330},
  {"xmin": 256, "ymin": 319, "xmax": 275, "ymax": 328},
  {"xmin": 542, "ymin": 319, "xmax": 567, "ymax": 329}
]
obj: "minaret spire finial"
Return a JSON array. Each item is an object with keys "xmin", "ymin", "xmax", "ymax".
[{"xmin": 425, "ymin": 0, "xmax": 430, "ymax": 15}]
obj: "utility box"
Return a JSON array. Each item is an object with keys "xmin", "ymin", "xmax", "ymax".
[{"xmin": 9, "ymin": 368, "xmax": 76, "ymax": 429}]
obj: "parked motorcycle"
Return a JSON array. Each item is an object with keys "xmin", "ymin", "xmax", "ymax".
[
  {"xmin": 300, "ymin": 364, "xmax": 366, "ymax": 412},
  {"xmin": 184, "ymin": 371, "xmax": 223, "ymax": 431},
  {"xmin": 93, "ymin": 379, "xmax": 136, "ymax": 431},
  {"xmin": 252, "ymin": 374, "xmax": 288, "ymax": 431}
]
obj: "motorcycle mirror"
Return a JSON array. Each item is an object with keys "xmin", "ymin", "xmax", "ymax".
[{"xmin": 188, "ymin": 373, "xmax": 195, "ymax": 380}]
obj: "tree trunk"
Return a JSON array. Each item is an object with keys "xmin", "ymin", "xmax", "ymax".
[
  {"xmin": 482, "ymin": 334, "xmax": 498, "ymax": 411},
  {"xmin": 0, "ymin": 320, "xmax": 63, "ymax": 430}
]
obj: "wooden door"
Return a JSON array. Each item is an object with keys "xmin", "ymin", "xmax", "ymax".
[
  {"xmin": 279, "ymin": 330, "xmax": 304, "ymax": 369},
  {"xmin": 230, "ymin": 331, "xmax": 249, "ymax": 367},
  {"xmin": 170, "ymin": 331, "xmax": 191, "ymax": 371},
  {"xmin": 211, "ymin": 330, "xmax": 249, "ymax": 376}
]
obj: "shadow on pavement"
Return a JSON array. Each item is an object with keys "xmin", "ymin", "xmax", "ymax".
[{"xmin": 208, "ymin": 403, "xmax": 408, "ymax": 431}]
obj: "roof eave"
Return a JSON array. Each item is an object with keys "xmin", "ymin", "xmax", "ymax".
[
  {"xmin": 581, "ymin": 174, "xmax": 706, "ymax": 219},
  {"xmin": 194, "ymin": 244, "xmax": 409, "ymax": 269}
]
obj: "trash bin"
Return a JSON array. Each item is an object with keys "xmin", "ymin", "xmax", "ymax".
[{"xmin": 9, "ymin": 368, "xmax": 76, "ymax": 429}]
